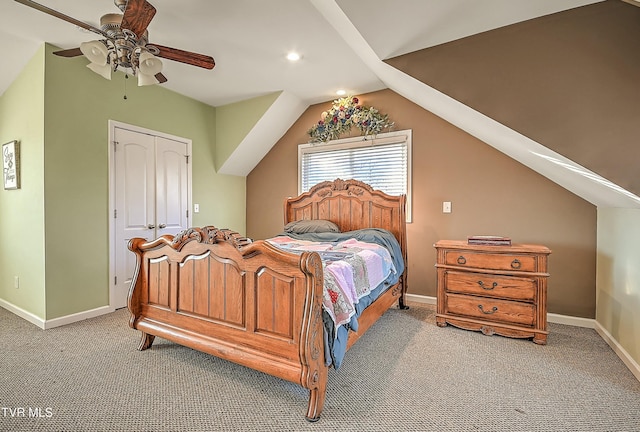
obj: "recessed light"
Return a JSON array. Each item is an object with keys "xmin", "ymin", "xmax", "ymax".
[
  {"xmin": 336, "ymin": 89, "xmax": 346, "ymax": 96},
  {"xmin": 286, "ymin": 52, "xmax": 301, "ymax": 62}
]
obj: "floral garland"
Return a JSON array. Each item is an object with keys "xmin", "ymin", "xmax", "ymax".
[{"xmin": 308, "ymin": 96, "xmax": 394, "ymax": 143}]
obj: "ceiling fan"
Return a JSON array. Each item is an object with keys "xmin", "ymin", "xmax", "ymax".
[{"xmin": 14, "ymin": 0, "xmax": 215, "ymax": 86}]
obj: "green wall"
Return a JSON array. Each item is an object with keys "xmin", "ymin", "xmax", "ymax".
[
  {"xmin": 215, "ymin": 91, "xmax": 281, "ymax": 171},
  {"xmin": 0, "ymin": 46, "xmax": 46, "ymax": 319},
  {"xmin": 596, "ymin": 207, "xmax": 640, "ymax": 368},
  {"xmin": 0, "ymin": 43, "xmax": 246, "ymax": 321}
]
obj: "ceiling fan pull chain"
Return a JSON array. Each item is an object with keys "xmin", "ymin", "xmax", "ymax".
[{"xmin": 123, "ymin": 74, "xmax": 128, "ymax": 100}]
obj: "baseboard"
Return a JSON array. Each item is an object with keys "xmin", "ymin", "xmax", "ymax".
[
  {"xmin": 0, "ymin": 298, "xmax": 46, "ymax": 329},
  {"xmin": 594, "ymin": 321, "xmax": 640, "ymax": 382},
  {"xmin": 405, "ymin": 293, "xmax": 436, "ymax": 305},
  {"xmin": 43, "ymin": 305, "xmax": 115, "ymax": 329},
  {"xmin": 547, "ymin": 312, "xmax": 595, "ymax": 328},
  {"xmin": 0, "ymin": 299, "xmax": 114, "ymax": 330}
]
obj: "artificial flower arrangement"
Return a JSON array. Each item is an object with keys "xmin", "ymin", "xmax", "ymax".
[{"xmin": 308, "ymin": 96, "xmax": 394, "ymax": 143}]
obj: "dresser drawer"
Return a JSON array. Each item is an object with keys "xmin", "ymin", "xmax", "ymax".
[
  {"xmin": 444, "ymin": 270, "xmax": 536, "ymax": 302},
  {"xmin": 443, "ymin": 250, "xmax": 536, "ymax": 272},
  {"xmin": 444, "ymin": 293, "xmax": 535, "ymax": 327}
]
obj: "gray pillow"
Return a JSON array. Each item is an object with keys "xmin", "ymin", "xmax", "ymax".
[{"xmin": 284, "ymin": 219, "xmax": 340, "ymax": 234}]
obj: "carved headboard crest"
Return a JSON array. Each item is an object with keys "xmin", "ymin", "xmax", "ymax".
[{"xmin": 310, "ymin": 178, "xmax": 371, "ymax": 198}]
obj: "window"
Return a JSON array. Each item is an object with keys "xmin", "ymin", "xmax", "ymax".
[{"xmin": 298, "ymin": 129, "xmax": 412, "ymax": 221}]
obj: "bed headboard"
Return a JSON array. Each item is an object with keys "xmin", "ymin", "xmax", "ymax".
[{"xmin": 284, "ymin": 179, "xmax": 407, "ymax": 262}]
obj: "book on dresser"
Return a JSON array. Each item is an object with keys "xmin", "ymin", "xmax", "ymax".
[
  {"xmin": 434, "ymin": 240, "xmax": 551, "ymax": 345},
  {"xmin": 467, "ymin": 235, "xmax": 512, "ymax": 246}
]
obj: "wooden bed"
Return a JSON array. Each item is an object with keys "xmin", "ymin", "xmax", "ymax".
[{"xmin": 127, "ymin": 179, "xmax": 408, "ymax": 421}]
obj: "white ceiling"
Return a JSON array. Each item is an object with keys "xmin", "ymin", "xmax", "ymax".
[
  {"xmin": 6, "ymin": 0, "xmax": 639, "ymax": 208},
  {"xmin": 1, "ymin": 0, "xmax": 603, "ymax": 107}
]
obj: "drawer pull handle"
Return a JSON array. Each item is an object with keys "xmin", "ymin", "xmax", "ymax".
[
  {"xmin": 511, "ymin": 259, "xmax": 522, "ymax": 269},
  {"xmin": 457, "ymin": 255, "xmax": 467, "ymax": 265},
  {"xmin": 478, "ymin": 281, "xmax": 498, "ymax": 290},
  {"xmin": 478, "ymin": 305, "xmax": 498, "ymax": 315}
]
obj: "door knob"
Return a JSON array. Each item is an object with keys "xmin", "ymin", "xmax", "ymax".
[
  {"xmin": 158, "ymin": 224, "xmax": 167, "ymax": 229},
  {"xmin": 147, "ymin": 224, "xmax": 156, "ymax": 229}
]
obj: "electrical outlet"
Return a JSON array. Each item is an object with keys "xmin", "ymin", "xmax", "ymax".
[
  {"xmin": 443, "ymin": 201, "xmax": 452, "ymax": 213},
  {"xmin": 14, "ymin": 276, "xmax": 19, "ymax": 289}
]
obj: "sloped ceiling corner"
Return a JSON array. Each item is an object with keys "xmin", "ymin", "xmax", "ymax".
[
  {"xmin": 312, "ymin": 0, "xmax": 640, "ymax": 209},
  {"xmin": 218, "ymin": 91, "xmax": 308, "ymax": 176}
]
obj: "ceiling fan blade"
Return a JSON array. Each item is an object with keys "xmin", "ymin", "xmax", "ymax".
[
  {"xmin": 121, "ymin": 0, "xmax": 157, "ymax": 38},
  {"xmin": 14, "ymin": 0, "xmax": 107, "ymax": 38},
  {"xmin": 53, "ymin": 47, "xmax": 83, "ymax": 58},
  {"xmin": 152, "ymin": 44, "xmax": 215, "ymax": 70},
  {"xmin": 155, "ymin": 73, "xmax": 168, "ymax": 84}
]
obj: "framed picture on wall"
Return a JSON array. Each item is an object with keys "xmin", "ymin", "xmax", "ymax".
[{"xmin": 3, "ymin": 140, "xmax": 20, "ymax": 190}]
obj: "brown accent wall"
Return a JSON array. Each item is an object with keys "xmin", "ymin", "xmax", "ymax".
[
  {"xmin": 247, "ymin": 89, "xmax": 596, "ymax": 318},
  {"xmin": 385, "ymin": 0, "xmax": 640, "ymax": 197}
]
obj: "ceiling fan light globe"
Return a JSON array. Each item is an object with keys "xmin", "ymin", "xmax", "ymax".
[
  {"xmin": 138, "ymin": 73, "xmax": 159, "ymax": 86},
  {"xmin": 86, "ymin": 62, "xmax": 112, "ymax": 80},
  {"xmin": 138, "ymin": 51, "xmax": 163, "ymax": 76},
  {"xmin": 80, "ymin": 41, "xmax": 109, "ymax": 66}
]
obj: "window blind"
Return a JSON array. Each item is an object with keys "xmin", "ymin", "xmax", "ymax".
[
  {"xmin": 301, "ymin": 142, "xmax": 407, "ymax": 194},
  {"xmin": 298, "ymin": 130, "xmax": 412, "ymax": 221}
]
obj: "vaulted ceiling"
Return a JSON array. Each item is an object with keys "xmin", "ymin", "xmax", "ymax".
[
  {"xmin": 1, "ymin": 0, "xmax": 603, "ymax": 106},
  {"xmin": 3, "ymin": 0, "xmax": 639, "ymax": 208}
]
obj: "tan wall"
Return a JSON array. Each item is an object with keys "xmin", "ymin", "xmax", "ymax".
[
  {"xmin": 247, "ymin": 89, "xmax": 597, "ymax": 318},
  {"xmin": 386, "ymin": 0, "xmax": 640, "ymax": 198}
]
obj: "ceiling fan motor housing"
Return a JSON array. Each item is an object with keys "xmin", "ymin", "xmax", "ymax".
[
  {"xmin": 100, "ymin": 12, "xmax": 150, "ymax": 70},
  {"xmin": 100, "ymin": 13, "xmax": 123, "ymax": 33},
  {"xmin": 100, "ymin": 13, "xmax": 148, "ymax": 42},
  {"xmin": 114, "ymin": 0, "xmax": 128, "ymax": 13}
]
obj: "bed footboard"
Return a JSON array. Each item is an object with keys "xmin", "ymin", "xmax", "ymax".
[{"xmin": 128, "ymin": 226, "xmax": 327, "ymax": 421}]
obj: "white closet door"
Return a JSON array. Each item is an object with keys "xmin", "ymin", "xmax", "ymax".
[
  {"xmin": 155, "ymin": 136, "xmax": 189, "ymax": 237},
  {"xmin": 112, "ymin": 127, "xmax": 190, "ymax": 309}
]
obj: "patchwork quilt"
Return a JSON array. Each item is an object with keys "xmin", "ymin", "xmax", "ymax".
[{"xmin": 268, "ymin": 235, "xmax": 396, "ymax": 330}]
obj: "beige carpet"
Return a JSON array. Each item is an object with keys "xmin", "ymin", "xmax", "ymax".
[{"xmin": 1, "ymin": 302, "xmax": 639, "ymax": 431}]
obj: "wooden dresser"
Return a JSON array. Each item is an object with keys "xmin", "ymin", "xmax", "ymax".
[{"xmin": 434, "ymin": 240, "xmax": 551, "ymax": 344}]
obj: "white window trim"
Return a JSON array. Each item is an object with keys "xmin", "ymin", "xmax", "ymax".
[{"xmin": 298, "ymin": 129, "xmax": 412, "ymax": 222}]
